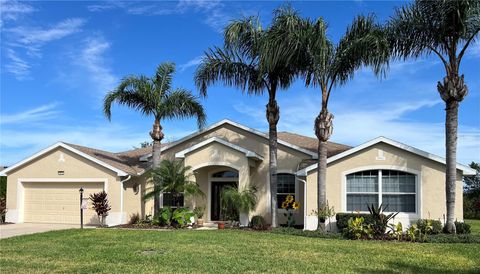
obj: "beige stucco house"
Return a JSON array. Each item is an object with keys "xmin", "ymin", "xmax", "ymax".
[{"xmin": 1, "ymin": 119, "xmax": 475, "ymax": 230}]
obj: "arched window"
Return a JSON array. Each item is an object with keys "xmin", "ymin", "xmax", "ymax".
[
  {"xmin": 277, "ymin": 173, "xmax": 296, "ymax": 209},
  {"xmin": 212, "ymin": 170, "xmax": 239, "ymax": 178},
  {"xmin": 346, "ymin": 169, "xmax": 416, "ymax": 213}
]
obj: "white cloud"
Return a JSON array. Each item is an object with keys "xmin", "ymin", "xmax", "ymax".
[
  {"xmin": 178, "ymin": 56, "xmax": 203, "ymax": 72},
  {"xmin": 0, "ymin": 102, "xmax": 60, "ymax": 125},
  {"xmin": 78, "ymin": 36, "xmax": 117, "ymax": 94},
  {"xmin": 2, "ymin": 17, "xmax": 86, "ymax": 79},
  {"xmin": 4, "ymin": 49, "xmax": 31, "ymax": 80},
  {"xmin": 0, "ymin": 0, "xmax": 35, "ymax": 27}
]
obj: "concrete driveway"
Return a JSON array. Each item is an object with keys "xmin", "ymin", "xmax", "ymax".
[{"xmin": 0, "ymin": 223, "xmax": 80, "ymax": 239}]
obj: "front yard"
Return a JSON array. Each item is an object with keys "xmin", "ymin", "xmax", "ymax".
[{"xmin": 1, "ymin": 228, "xmax": 479, "ymax": 273}]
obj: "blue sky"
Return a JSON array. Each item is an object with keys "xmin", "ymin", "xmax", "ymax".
[{"xmin": 1, "ymin": 0, "xmax": 479, "ymax": 166}]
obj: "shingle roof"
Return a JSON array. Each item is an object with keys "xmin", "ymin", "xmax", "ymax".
[
  {"xmin": 64, "ymin": 131, "xmax": 350, "ymax": 176},
  {"xmin": 277, "ymin": 132, "xmax": 351, "ymax": 157}
]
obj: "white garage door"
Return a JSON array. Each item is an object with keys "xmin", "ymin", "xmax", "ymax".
[{"xmin": 23, "ymin": 182, "xmax": 104, "ymax": 225}]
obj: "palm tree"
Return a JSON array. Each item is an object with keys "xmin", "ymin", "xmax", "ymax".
[
  {"xmin": 301, "ymin": 16, "xmax": 389, "ymax": 229},
  {"xmin": 194, "ymin": 7, "xmax": 305, "ymax": 227},
  {"xmin": 144, "ymin": 160, "xmax": 205, "ymax": 208},
  {"xmin": 104, "ymin": 62, "xmax": 206, "ymax": 214},
  {"xmin": 389, "ymin": 0, "xmax": 479, "ymax": 233}
]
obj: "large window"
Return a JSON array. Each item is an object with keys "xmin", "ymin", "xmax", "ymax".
[
  {"xmin": 346, "ymin": 170, "xmax": 416, "ymax": 213},
  {"xmin": 277, "ymin": 173, "xmax": 296, "ymax": 209},
  {"xmin": 162, "ymin": 192, "xmax": 184, "ymax": 208}
]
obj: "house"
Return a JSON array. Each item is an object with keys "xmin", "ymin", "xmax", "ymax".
[{"xmin": 0, "ymin": 119, "xmax": 475, "ymax": 229}]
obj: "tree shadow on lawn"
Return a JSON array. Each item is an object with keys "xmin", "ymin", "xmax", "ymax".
[{"xmin": 355, "ymin": 260, "xmax": 479, "ymax": 274}]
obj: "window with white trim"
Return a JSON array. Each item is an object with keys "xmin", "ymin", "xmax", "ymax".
[
  {"xmin": 277, "ymin": 173, "xmax": 295, "ymax": 209},
  {"xmin": 346, "ymin": 170, "xmax": 416, "ymax": 213}
]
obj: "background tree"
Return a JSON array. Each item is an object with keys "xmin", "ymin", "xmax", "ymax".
[
  {"xmin": 464, "ymin": 162, "xmax": 480, "ymax": 219},
  {"xmin": 297, "ymin": 15, "xmax": 389, "ymax": 229},
  {"xmin": 195, "ymin": 7, "xmax": 306, "ymax": 227},
  {"xmin": 389, "ymin": 0, "xmax": 480, "ymax": 233},
  {"xmin": 144, "ymin": 160, "xmax": 204, "ymax": 208},
  {"xmin": 104, "ymin": 62, "xmax": 206, "ymax": 214}
]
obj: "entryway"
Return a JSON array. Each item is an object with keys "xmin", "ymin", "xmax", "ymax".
[{"xmin": 209, "ymin": 170, "xmax": 238, "ymax": 221}]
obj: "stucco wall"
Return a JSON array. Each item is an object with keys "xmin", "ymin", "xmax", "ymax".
[{"xmin": 305, "ymin": 142, "xmax": 464, "ymax": 229}]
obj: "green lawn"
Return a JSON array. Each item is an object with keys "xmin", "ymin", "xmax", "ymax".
[
  {"xmin": 1, "ymin": 229, "xmax": 479, "ymax": 273},
  {"xmin": 466, "ymin": 219, "xmax": 480, "ymax": 235}
]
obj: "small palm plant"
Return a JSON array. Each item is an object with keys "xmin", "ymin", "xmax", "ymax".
[
  {"xmin": 104, "ymin": 62, "xmax": 206, "ymax": 214},
  {"xmin": 221, "ymin": 185, "xmax": 258, "ymax": 225},
  {"xmin": 144, "ymin": 160, "xmax": 205, "ymax": 208}
]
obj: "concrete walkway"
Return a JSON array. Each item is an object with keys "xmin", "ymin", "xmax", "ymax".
[{"xmin": 0, "ymin": 223, "xmax": 81, "ymax": 239}]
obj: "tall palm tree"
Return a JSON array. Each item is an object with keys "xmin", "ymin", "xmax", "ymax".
[
  {"xmin": 104, "ymin": 62, "xmax": 206, "ymax": 214},
  {"xmin": 194, "ymin": 7, "xmax": 305, "ymax": 227},
  {"xmin": 388, "ymin": 0, "xmax": 480, "ymax": 233},
  {"xmin": 301, "ymin": 16, "xmax": 389, "ymax": 229},
  {"xmin": 144, "ymin": 160, "xmax": 204, "ymax": 208}
]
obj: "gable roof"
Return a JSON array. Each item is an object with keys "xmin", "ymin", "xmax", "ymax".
[
  {"xmin": 175, "ymin": 137, "xmax": 264, "ymax": 161},
  {"xmin": 0, "ymin": 142, "xmax": 129, "ymax": 176},
  {"xmin": 296, "ymin": 136, "xmax": 476, "ymax": 176}
]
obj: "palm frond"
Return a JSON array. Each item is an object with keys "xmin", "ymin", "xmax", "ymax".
[
  {"xmin": 194, "ymin": 47, "xmax": 264, "ymax": 97},
  {"xmin": 103, "ymin": 76, "xmax": 154, "ymax": 120},
  {"xmin": 159, "ymin": 88, "xmax": 207, "ymax": 129},
  {"xmin": 154, "ymin": 62, "xmax": 175, "ymax": 95}
]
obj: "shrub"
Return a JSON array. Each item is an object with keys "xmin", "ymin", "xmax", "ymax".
[
  {"xmin": 454, "ymin": 221, "xmax": 471, "ymax": 234},
  {"xmin": 193, "ymin": 207, "xmax": 204, "ymax": 219},
  {"xmin": 343, "ymin": 217, "xmax": 374, "ymax": 240},
  {"xmin": 171, "ymin": 208, "xmax": 194, "ymax": 228},
  {"xmin": 127, "ymin": 213, "xmax": 141, "ymax": 225},
  {"xmin": 153, "ymin": 207, "xmax": 173, "ymax": 226},
  {"xmin": 367, "ymin": 204, "xmax": 398, "ymax": 237},
  {"xmin": 0, "ymin": 197, "xmax": 6, "ymax": 223},
  {"xmin": 272, "ymin": 227, "xmax": 343, "ymax": 239},
  {"xmin": 250, "ymin": 215, "xmax": 267, "ymax": 230},
  {"xmin": 336, "ymin": 213, "xmax": 374, "ymax": 231},
  {"xmin": 426, "ymin": 234, "xmax": 480, "ymax": 243},
  {"xmin": 89, "ymin": 191, "xmax": 111, "ymax": 226},
  {"xmin": 416, "ymin": 219, "xmax": 442, "ymax": 234}
]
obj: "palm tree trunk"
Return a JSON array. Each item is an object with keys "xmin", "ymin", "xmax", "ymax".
[
  {"xmin": 266, "ymin": 95, "xmax": 280, "ymax": 228},
  {"xmin": 438, "ymin": 73, "xmax": 468, "ymax": 234},
  {"xmin": 444, "ymin": 100, "xmax": 458, "ymax": 233},
  {"xmin": 314, "ymin": 109, "xmax": 333, "ymax": 230},
  {"xmin": 150, "ymin": 118, "xmax": 164, "ymax": 215}
]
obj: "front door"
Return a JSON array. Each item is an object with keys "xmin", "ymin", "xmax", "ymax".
[{"xmin": 211, "ymin": 181, "xmax": 237, "ymax": 221}]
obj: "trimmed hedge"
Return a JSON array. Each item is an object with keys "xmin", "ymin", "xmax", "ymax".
[
  {"xmin": 336, "ymin": 213, "xmax": 376, "ymax": 231},
  {"xmin": 454, "ymin": 221, "xmax": 471, "ymax": 234},
  {"xmin": 426, "ymin": 234, "xmax": 480, "ymax": 244},
  {"xmin": 271, "ymin": 227, "xmax": 343, "ymax": 239}
]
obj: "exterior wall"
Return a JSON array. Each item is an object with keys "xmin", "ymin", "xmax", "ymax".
[
  {"xmin": 122, "ymin": 179, "xmax": 143, "ymax": 222},
  {"xmin": 159, "ymin": 124, "xmax": 310, "ymax": 225},
  {"xmin": 5, "ymin": 147, "xmax": 123, "ymax": 225},
  {"xmin": 305, "ymin": 142, "xmax": 464, "ymax": 230}
]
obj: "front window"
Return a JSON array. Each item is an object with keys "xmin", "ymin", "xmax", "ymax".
[
  {"xmin": 277, "ymin": 173, "xmax": 295, "ymax": 209},
  {"xmin": 162, "ymin": 192, "xmax": 184, "ymax": 208},
  {"xmin": 346, "ymin": 170, "xmax": 416, "ymax": 213}
]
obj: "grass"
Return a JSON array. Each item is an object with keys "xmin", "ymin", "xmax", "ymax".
[
  {"xmin": 465, "ymin": 219, "xmax": 480, "ymax": 235},
  {"xmin": 1, "ymin": 229, "xmax": 479, "ymax": 273}
]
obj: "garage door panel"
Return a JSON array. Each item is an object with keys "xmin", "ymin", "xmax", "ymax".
[{"xmin": 23, "ymin": 182, "xmax": 103, "ymax": 225}]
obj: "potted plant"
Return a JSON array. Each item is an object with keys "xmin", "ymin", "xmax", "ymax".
[
  {"xmin": 311, "ymin": 201, "xmax": 335, "ymax": 231},
  {"xmin": 221, "ymin": 185, "xmax": 257, "ymax": 227},
  {"xmin": 193, "ymin": 206, "xmax": 205, "ymax": 227}
]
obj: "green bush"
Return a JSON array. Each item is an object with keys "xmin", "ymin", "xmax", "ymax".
[
  {"xmin": 153, "ymin": 207, "xmax": 173, "ymax": 226},
  {"xmin": 250, "ymin": 215, "xmax": 267, "ymax": 230},
  {"xmin": 343, "ymin": 217, "xmax": 374, "ymax": 240},
  {"xmin": 336, "ymin": 213, "xmax": 374, "ymax": 231},
  {"xmin": 454, "ymin": 221, "xmax": 471, "ymax": 234},
  {"xmin": 271, "ymin": 227, "xmax": 343, "ymax": 239},
  {"xmin": 426, "ymin": 234, "xmax": 480, "ymax": 243},
  {"xmin": 172, "ymin": 208, "xmax": 195, "ymax": 228},
  {"xmin": 416, "ymin": 219, "xmax": 443, "ymax": 234}
]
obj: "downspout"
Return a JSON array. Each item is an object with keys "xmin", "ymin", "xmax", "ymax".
[{"xmin": 120, "ymin": 175, "xmax": 132, "ymax": 224}]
